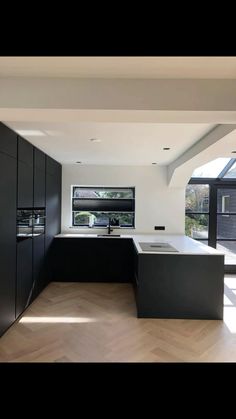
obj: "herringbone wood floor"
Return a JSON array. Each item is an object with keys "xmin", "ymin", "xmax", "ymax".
[{"xmin": 1, "ymin": 276, "xmax": 236, "ymax": 362}]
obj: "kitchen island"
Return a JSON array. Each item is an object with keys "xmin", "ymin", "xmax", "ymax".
[{"xmin": 53, "ymin": 233, "xmax": 224, "ymax": 320}]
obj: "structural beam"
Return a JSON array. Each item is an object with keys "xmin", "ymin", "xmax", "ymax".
[{"xmin": 167, "ymin": 124, "xmax": 236, "ymax": 187}]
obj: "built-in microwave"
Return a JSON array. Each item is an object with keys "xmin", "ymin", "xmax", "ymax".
[{"xmin": 17, "ymin": 208, "xmax": 45, "ymax": 241}]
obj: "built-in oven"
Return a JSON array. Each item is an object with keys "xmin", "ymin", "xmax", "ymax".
[{"xmin": 17, "ymin": 208, "xmax": 45, "ymax": 241}]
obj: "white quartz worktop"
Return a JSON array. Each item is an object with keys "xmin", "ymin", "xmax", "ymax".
[{"xmin": 54, "ymin": 233, "xmax": 224, "ymax": 256}]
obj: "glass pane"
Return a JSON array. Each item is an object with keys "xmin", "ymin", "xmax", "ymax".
[
  {"xmin": 191, "ymin": 158, "xmax": 231, "ymax": 178},
  {"xmin": 73, "ymin": 211, "xmax": 134, "ymax": 227},
  {"xmin": 217, "ymin": 214, "xmax": 236, "ymax": 239},
  {"xmin": 73, "ymin": 187, "xmax": 134, "ymax": 199},
  {"xmin": 223, "ymin": 161, "xmax": 236, "ymax": 178},
  {"xmin": 96, "ymin": 190, "xmax": 133, "ymax": 199},
  {"xmin": 185, "ymin": 184, "xmax": 209, "ymax": 213},
  {"xmin": 73, "ymin": 198, "xmax": 134, "ymax": 212},
  {"xmin": 185, "ymin": 214, "xmax": 209, "ymax": 239},
  {"xmin": 217, "ymin": 188, "xmax": 236, "ymax": 213},
  {"xmin": 217, "ymin": 241, "xmax": 236, "ymax": 265}
]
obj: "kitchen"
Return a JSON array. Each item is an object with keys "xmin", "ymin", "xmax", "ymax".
[{"xmin": 0, "ymin": 57, "xmax": 236, "ymax": 362}]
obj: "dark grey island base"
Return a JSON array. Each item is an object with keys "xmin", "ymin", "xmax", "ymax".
[
  {"xmin": 54, "ymin": 234, "xmax": 225, "ymax": 320},
  {"xmin": 134, "ymin": 250, "xmax": 224, "ymax": 320}
]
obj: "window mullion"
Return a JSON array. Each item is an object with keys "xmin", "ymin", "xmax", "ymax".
[{"xmin": 208, "ymin": 184, "xmax": 217, "ymax": 248}]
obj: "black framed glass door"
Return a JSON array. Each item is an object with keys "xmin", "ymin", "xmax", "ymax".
[{"xmin": 216, "ymin": 186, "xmax": 236, "ymax": 271}]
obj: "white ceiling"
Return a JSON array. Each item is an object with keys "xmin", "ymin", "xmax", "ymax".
[
  {"xmin": 1, "ymin": 57, "xmax": 236, "ymax": 78},
  {"xmin": 5, "ymin": 121, "xmax": 214, "ymax": 165}
]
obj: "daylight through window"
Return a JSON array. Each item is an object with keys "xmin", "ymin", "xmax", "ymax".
[{"xmin": 72, "ymin": 187, "xmax": 135, "ymax": 228}]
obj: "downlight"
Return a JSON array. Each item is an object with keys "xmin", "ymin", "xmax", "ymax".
[{"xmin": 89, "ymin": 138, "xmax": 101, "ymax": 143}]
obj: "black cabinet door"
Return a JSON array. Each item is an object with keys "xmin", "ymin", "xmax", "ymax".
[
  {"xmin": 34, "ymin": 148, "xmax": 46, "ymax": 208},
  {"xmin": 45, "ymin": 158, "xmax": 61, "ymax": 246},
  {"xmin": 0, "ymin": 152, "xmax": 17, "ymax": 336},
  {"xmin": 18, "ymin": 160, "xmax": 33, "ymax": 208},
  {"xmin": 18, "ymin": 137, "xmax": 34, "ymax": 208},
  {"xmin": 32, "ymin": 234, "xmax": 45, "ymax": 300},
  {"xmin": 45, "ymin": 157, "xmax": 62, "ymax": 282},
  {"xmin": 18, "ymin": 136, "xmax": 33, "ymax": 166},
  {"xmin": 0, "ymin": 122, "xmax": 17, "ymax": 158},
  {"xmin": 16, "ymin": 238, "xmax": 33, "ymax": 318},
  {"xmin": 51, "ymin": 238, "xmax": 134, "ymax": 282}
]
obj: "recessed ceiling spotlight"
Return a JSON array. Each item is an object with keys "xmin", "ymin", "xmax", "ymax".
[
  {"xmin": 76, "ymin": 161, "xmax": 82, "ymax": 164},
  {"xmin": 89, "ymin": 138, "xmax": 101, "ymax": 143},
  {"xmin": 163, "ymin": 147, "xmax": 170, "ymax": 150},
  {"xmin": 152, "ymin": 162, "xmax": 157, "ymax": 165}
]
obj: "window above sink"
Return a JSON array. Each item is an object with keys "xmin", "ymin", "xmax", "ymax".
[{"xmin": 71, "ymin": 186, "xmax": 135, "ymax": 229}]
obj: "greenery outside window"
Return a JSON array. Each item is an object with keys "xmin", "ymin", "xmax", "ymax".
[{"xmin": 185, "ymin": 184, "xmax": 209, "ymax": 242}]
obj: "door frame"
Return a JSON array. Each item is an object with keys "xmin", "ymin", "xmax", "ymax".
[{"xmin": 188, "ymin": 178, "xmax": 236, "ymax": 273}]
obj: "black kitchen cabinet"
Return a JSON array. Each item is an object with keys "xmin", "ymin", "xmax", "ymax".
[
  {"xmin": 45, "ymin": 156, "xmax": 62, "ymax": 282},
  {"xmin": 0, "ymin": 122, "xmax": 62, "ymax": 337},
  {"xmin": 34, "ymin": 147, "xmax": 46, "ymax": 207},
  {"xmin": 18, "ymin": 136, "xmax": 34, "ymax": 166},
  {"xmin": 0, "ymin": 151, "xmax": 17, "ymax": 336},
  {"xmin": 16, "ymin": 238, "xmax": 33, "ymax": 318},
  {"xmin": 18, "ymin": 136, "xmax": 33, "ymax": 208},
  {"xmin": 32, "ymin": 234, "xmax": 45, "ymax": 300},
  {"xmin": 0, "ymin": 122, "xmax": 17, "ymax": 158},
  {"xmin": 134, "ymin": 252, "xmax": 224, "ymax": 319},
  {"xmin": 51, "ymin": 237, "xmax": 134, "ymax": 282}
]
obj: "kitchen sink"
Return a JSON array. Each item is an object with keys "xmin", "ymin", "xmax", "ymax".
[{"xmin": 139, "ymin": 242, "xmax": 179, "ymax": 252}]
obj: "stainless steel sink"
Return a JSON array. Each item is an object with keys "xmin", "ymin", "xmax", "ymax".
[{"xmin": 139, "ymin": 242, "xmax": 178, "ymax": 252}]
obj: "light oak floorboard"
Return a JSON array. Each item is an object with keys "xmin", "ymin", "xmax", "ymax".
[{"xmin": 0, "ymin": 276, "xmax": 236, "ymax": 362}]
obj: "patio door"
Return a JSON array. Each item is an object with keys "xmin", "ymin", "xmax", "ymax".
[{"xmin": 216, "ymin": 187, "xmax": 236, "ymax": 272}]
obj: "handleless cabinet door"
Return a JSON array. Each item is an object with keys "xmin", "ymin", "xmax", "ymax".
[
  {"xmin": 32, "ymin": 234, "xmax": 45, "ymax": 300},
  {"xmin": 34, "ymin": 148, "xmax": 46, "ymax": 208},
  {"xmin": 0, "ymin": 152, "xmax": 17, "ymax": 336},
  {"xmin": 18, "ymin": 137, "xmax": 33, "ymax": 208},
  {"xmin": 16, "ymin": 238, "xmax": 33, "ymax": 318},
  {"xmin": 18, "ymin": 161, "xmax": 33, "ymax": 208},
  {"xmin": 0, "ymin": 122, "xmax": 17, "ymax": 158},
  {"xmin": 45, "ymin": 157, "xmax": 62, "ymax": 282}
]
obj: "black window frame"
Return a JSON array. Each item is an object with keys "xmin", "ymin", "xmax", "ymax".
[
  {"xmin": 186, "ymin": 176, "xmax": 236, "ymax": 273},
  {"xmin": 185, "ymin": 183, "xmax": 210, "ymax": 243},
  {"xmin": 72, "ymin": 186, "xmax": 135, "ymax": 228}
]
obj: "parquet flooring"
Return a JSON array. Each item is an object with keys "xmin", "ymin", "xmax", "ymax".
[{"xmin": 1, "ymin": 276, "xmax": 236, "ymax": 362}]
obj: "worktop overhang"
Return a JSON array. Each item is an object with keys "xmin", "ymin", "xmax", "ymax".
[{"xmin": 54, "ymin": 233, "xmax": 224, "ymax": 256}]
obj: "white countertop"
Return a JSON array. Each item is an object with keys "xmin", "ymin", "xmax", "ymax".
[{"xmin": 54, "ymin": 233, "xmax": 224, "ymax": 256}]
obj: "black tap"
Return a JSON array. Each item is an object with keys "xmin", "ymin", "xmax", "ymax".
[{"xmin": 108, "ymin": 216, "xmax": 113, "ymax": 234}]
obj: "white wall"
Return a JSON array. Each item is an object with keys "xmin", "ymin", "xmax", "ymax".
[{"xmin": 62, "ymin": 164, "xmax": 185, "ymax": 234}]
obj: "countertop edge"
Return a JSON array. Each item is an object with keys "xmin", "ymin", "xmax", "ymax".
[{"xmin": 54, "ymin": 233, "xmax": 225, "ymax": 256}]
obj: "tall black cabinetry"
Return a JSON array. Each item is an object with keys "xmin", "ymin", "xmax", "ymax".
[
  {"xmin": 34, "ymin": 147, "xmax": 46, "ymax": 208},
  {"xmin": 0, "ymin": 122, "xmax": 62, "ymax": 336},
  {"xmin": 32, "ymin": 147, "xmax": 46, "ymax": 299},
  {"xmin": 0, "ymin": 123, "xmax": 17, "ymax": 336},
  {"xmin": 16, "ymin": 136, "xmax": 34, "ymax": 316},
  {"xmin": 16, "ymin": 238, "xmax": 33, "ymax": 317},
  {"xmin": 17, "ymin": 136, "xmax": 33, "ymax": 208},
  {"xmin": 45, "ymin": 156, "xmax": 62, "ymax": 283}
]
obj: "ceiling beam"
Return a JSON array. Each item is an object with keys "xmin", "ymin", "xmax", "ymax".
[
  {"xmin": 2, "ymin": 108, "xmax": 236, "ymax": 124},
  {"xmin": 1, "ymin": 78, "xmax": 236, "ymax": 114},
  {"xmin": 167, "ymin": 124, "xmax": 236, "ymax": 187}
]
